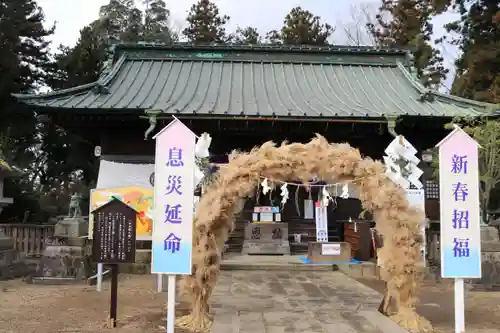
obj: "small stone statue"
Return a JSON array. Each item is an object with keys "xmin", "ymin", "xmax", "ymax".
[{"xmin": 68, "ymin": 193, "xmax": 82, "ymax": 218}]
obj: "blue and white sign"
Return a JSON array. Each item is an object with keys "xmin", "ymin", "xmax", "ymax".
[
  {"xmin": 151, "ymin": 118, "xmax": 195, "ymax": 275},
  {"xmin": 437, "ymin": 126, "xmax": 482, "ymax": 278}
]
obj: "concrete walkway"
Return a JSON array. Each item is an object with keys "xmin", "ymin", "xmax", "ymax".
[{"xmin": 210, "ymin": 270, "xmax": 408, "ymax": 333}]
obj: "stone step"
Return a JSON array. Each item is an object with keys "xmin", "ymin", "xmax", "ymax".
[
  {"xmin": 227, "ymin": 233, "xmax": 244, "ymax": 238},
  {"xmin": 225, "ymin": 220, "xmax": 246, "ymax": 255},
  {"xmin": 337, "ymin": 262, "xmax": 382, "ymax": 280},
  {"xmin": 220, "ymin": 257, "xmax": 333, "ymax": 271},
  {"xmin": 229, "ymin": 234, "xmax": 243, "ymax": 239},
  {"xmin": 225, "ymin": 247, "xmax": 242, "ymax": 253},
  {"xmin": 290, "ymin": 242, "xmax": 309, "ymax": 254},
  {"xmin": 27, "ymin": 276, "xmax": 85, "ymax": 285},
  {"xmin": 0, "ymin": 261, "xmax": 37, "ymax": 281}
]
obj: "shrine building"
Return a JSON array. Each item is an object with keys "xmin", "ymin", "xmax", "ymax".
[{"xmin": 14, "ymin": 43, "xmax": 496, "ymax": 260}]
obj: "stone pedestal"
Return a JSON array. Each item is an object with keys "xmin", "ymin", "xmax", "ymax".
[
  {"xmin": 242, "ymin": 222, "xmax": 290, "ymax": 255},
  {"xmin": 54, "ymin": 217, "xmax": 89, "ymax": 238},
  {"xmin": 32, "ymin": 217, "xmax": 89, "ymax": 281},
  {"xmin": 0, "ymin": 230, "xmax": 26, "ymax": 280},
  {"xmin": 0, "ymin": 169, "xmax": 23, "ymax": 280},
  {"xmin": 0, "ymin": 247, "xmax": 16, "ymax": 266},
  {"xmin": 0, "ymin": 176, "xmax": 14, "ymax": 261},
  {"xmin": 121, "ymin": 249, "xmax": 151, "ymax": 274},
  {"xmin": 472, "ymin": 226, "xmax": 500, "ymax": 289},
  {"xmin": 0, "ymin": 231, "xmax": 13, "ymax": 250}
]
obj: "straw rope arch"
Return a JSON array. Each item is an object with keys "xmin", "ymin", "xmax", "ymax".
[{"xmin": 176, "ymin": 135, "xmax": 432, "ymax": 333}]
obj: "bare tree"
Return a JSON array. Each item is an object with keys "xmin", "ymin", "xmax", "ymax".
[{"xmin": 337, "ymin": 3, "xmax": 378, "ymax": 46}]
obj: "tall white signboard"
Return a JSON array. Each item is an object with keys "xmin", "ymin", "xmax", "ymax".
[
  {"xmin": 436, "ymin": 125, "xmax": 482, "ymax": 333},
  {"xmin": 315, "ymin": 202, "xmax": 328, "ymax": 242},
  {"xmin": 152, "ymin": 117, "xmax": 196, "ymax": 333}
]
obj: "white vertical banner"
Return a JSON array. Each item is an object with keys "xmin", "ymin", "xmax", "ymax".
[
  {"xmin": 315, "ymin": 201, "xmax": 328, "ymax": 242},
  {"xmin": 405, "ymin": 189, "xmax": 426, "ymax": 264},
  {"xmin": 437, "ymin": 127, "xmax": 482, "ymax": 278},
  {"xmin": 151, "ymin": 118, "xmax": 195, "ymax": 275},
  {"xmin": 436, "ymin": 126, "xmax": 482, "ymax": 333}
]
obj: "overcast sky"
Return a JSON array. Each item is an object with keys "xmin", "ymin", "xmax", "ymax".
[{"xmin": 38, "ymin": 0, "xmax": 459, "ymax": 89}]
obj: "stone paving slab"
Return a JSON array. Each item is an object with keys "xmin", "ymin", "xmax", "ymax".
[
  {"xmin": 221, "ymin": 254, "xmax": 333, "ymax": 271},
  {"xmin": 210, "ymin": 271, "xmax": 409, "ymax": 333}
]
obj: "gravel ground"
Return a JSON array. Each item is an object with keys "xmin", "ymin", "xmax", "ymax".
[
  {"xmin": 2, "ymin": 274, "xmax": 500, "ymax": 333},
  {"xmin": 0, "ymin": 275, "xmax": 186, "ymax": 333},
  {"xmin": 357, "ymin": 278, "xmax": 500, "ymax": 333}
]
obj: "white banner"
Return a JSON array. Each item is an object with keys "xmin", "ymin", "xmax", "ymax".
[
  {"xmin": 151, "ymin": 118, "xmax": 195, "ymax": 275},
  {"xmin": 315, "ymin": 202, "xmax": 328, "ymax": 242},
  {"xmin": 437, "ymin": 127, "xmax": 482, "ymax": 278}
]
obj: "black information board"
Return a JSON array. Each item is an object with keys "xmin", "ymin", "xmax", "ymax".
[{"xmin": 91, "ymin": 198, "xmax": 137, "ymax": 264}]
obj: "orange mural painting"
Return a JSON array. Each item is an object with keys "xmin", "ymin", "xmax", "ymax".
[{"xmin": 89, "ymin": 186, "xmax": 153, "ymax": 240}]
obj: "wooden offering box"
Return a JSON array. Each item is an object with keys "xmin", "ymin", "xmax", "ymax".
[
  {"xmin": 343, "ymin": 222, "xmax": 372, "ymax": 261},
  {"xmin": 307, "ymin": 242, "xmax": 351, "ymax": 263}
]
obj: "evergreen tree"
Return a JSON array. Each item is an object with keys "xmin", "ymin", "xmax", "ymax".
[
  {"xmin": 0, "ymin": 0, "xmax": 56, "ymax": 220},
  {"xmin": 367, "ymin": 0, "xmax": 447, "ymax": 88},
  {"xmin": 265, "ymin": 7, "xmax": 334, "ymax": 45},
  {"xmin": 435, "ymin": 0, "xmax": 500, "ymax": 103},
  {"xmin": 41, "ymin": 20, "xmax": 102, "ymax": 195},
  {"xmin": 123, "ymin": 7, "xmax": 144, "ymax": 42},
  {"xmin": 48, "ymin": 23, "xmax": 106, "ymax": 90},
  {"xmin": 233, "ymin": 26, "xmax": 261, "ymax": 44},
  {"xmin": 183, "ymin": 0, "xmax": 230, "ymax": 43},
  {"xmin": 0, "ymin": 0, "xmax": 53, "ymax": 165},
  {"xmin": 42, "ymin": 20, "xmax": 110, "ymax": 201},
  {"xmin": 98, "ymin": 0, "xmax": 142, "ymax": 43},
  {"xmin": 143, "ymin": 0, "xmax": 178, "ymax": 43}
]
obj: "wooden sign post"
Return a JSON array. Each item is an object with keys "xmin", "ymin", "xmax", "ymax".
[{"xmin": 92, "ymin": 198, "xmax": 137, "ymax": 328}]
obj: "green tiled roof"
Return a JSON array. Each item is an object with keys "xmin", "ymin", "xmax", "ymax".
[{"xmin": 14, "ymin": 43, "xmax": 496, "ymax": 118}]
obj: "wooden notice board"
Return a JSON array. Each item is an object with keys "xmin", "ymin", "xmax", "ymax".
[{"xmin": 91, "ymin": 198, "xmax": 137, "ymax": 264}]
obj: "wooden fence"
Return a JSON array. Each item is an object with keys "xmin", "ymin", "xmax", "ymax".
[{"xmin": 0, "ymin": 224, "xmax": 54, "ymax": 257}]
